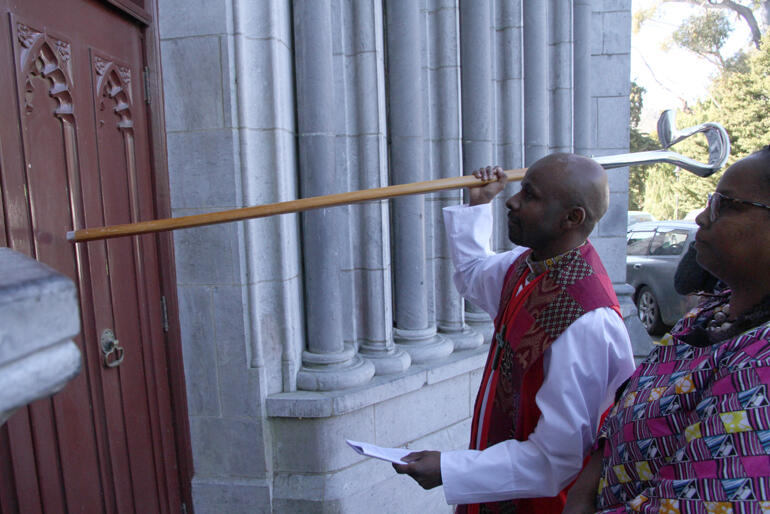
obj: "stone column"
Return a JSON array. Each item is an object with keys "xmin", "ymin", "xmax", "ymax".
[
  {"xmin": 574, "ymin": 0, "xmax": 592, "ymax": 156},
  {"xmin": 551, "ymin": 0, "xmax": 573, "ymax": 153},
  {"xmin": 293, "ymin": 0, "xmax": 374, "ymax": 390},
  {"xmin": 345, "ymin": 0, "xmax": 411, "ymax": 375},
  {"xmin": 524, "ymin": 0, "xmax": 548, "ymax": 163},
  {"xmin": 386, "ymin": 0, "xmax": 453, "ymax": 364},
  {"xmin": 428, "ymin": 2, "xmax": 483, "ymax": 352},
  {"xmin": 459, "ymin": 0, "xmax": 495, "ymax": 343}
]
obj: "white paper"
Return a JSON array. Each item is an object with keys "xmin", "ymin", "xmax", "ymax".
[{"xmin": 345, "ymin": 439, "xmax": 412, "ymax": 465}]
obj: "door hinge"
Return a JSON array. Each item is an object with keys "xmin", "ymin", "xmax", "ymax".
[
  {"xmin": 181, "ymin": 502, "xmax": 188, "ymax": 514},
  {"xmin": 143, "ymin": 66, "xmax": 151, "ymax": 105},
  {"xmin": 161, "ymin": 295, "xmax": 169, "ymax": 333}
]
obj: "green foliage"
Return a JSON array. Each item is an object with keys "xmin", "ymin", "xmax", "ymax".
[
  {"xmin": 671, "ymin": 11, "xmax": 732, "ymax": 68},
  {"xmin": 628, "ymin": 82, "xmax": 659, "ymax": 211},
  {"xmin": 638, "ymin": 33, "xmax": 770, "ymax": 220}
]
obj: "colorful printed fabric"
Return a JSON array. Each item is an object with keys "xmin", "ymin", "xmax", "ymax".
[
  {"xmin": 596, "ymin": 294, "xmax": 770, "ymax": 513},
  {"xmin": 460, "ymin": 242, "xmax": 619, "ymax": 514}
]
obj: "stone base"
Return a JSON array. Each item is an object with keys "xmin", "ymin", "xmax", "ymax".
[
  {"xmin": 464, "ymin": 308, "xmax": 494, "ymax": 345},
  {"xmin": 394, "ymin": 326, "xmax": 454, "ymax": 364},
  {"xmin": 191, "ymin": 477, "xmax": 272, "ymax": 514},
  {"xmin": 359, "ymin": 345, "xmax": 412, "ymax": 375},
  {"xmin": 297, "ymin": 344, "xmax": 376, "ymax": 391},
  {"xmin": 269, "ymin": 354, "xmax": 483, "ymax": 514},
  {"xmin": 440, "ymin": 325, "xmax": 484, "ymax": 351}
]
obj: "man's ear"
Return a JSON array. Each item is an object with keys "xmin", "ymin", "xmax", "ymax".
[{"xmin": 562, "ymin": 206, "xmax": 586, "ymax": 229}]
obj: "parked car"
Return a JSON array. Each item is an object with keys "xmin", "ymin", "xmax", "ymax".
[
  {"xmin": 628, "ymin": 210, "xmax": 655, "ymax": 227},
  {"xmin": 626, "ymin": 220, "xmax": 699, "ymax": 334}
]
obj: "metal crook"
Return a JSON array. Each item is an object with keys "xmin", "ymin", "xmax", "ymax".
[{"xmin": 595, "ymin": 109, "xmax": 730, "ymax": 178}]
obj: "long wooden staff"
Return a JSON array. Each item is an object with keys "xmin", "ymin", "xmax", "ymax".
[
  {"xmin": 67, "ymin": 169, "xmax": 526, "ymax": 242},
  {"xmin": 67, "ymin": 112, "xmax": 729, "ymax": 243}
]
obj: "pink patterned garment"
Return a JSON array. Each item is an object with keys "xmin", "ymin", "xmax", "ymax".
[{"xmin": 596, "ymin": 294, "xmax": 770, "ymax": 513}]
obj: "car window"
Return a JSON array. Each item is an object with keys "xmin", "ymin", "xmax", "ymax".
[
  {"xmin": 649, "ymin": 228, "xmax": 690, "ymax": 256},
  {"xmin": 627, "ymin": 230, "xmax": 655, "ymax": 255}
]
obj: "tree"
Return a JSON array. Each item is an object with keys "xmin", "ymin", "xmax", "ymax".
[
  {"xmin": 638, "ymin": 33, "xmax": 770, "ymax": 220},
  {"xmin": 628, "ymin": 82, "xmax": 660, "ymax": 211},
  {"xmin": 670, "ymin": 10, "xmax": 733, "ymax": 69},
  {"xmin": 636, "ymin": 1, "xmax": 769, "ymax": 51}
]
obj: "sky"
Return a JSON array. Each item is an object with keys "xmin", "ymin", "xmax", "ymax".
[{"xmin": 631, "ymin": 0, "xmax": 752, "ymax": 131}]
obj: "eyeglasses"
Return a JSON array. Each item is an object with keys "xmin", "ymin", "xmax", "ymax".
[{"xmin": 706, "ymin": 191, "xmax": 770, "ymax": 222}]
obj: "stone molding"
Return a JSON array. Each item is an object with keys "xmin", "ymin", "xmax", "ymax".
[{"xmin": 0, "ymin": 248, "xmax": 81, "ymax": 425}]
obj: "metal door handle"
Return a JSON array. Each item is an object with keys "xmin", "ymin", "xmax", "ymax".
[
  {"xmin": 100, "ymin": 329, "xmax": 125, "ymax": 368},
  {"xmin": 634, "ymin": 263, "xmax": 642, "ymax": 269}
]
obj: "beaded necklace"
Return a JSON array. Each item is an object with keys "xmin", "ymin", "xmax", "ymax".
[{"xmin": 679, "ymin": 290, "xmax": 770, "ymax": 347}]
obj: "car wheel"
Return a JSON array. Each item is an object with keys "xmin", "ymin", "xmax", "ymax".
[{"xmin": 636, "ymin": 286, "xmax": 665, "ymax": 335}]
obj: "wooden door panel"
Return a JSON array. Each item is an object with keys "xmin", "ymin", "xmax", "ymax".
[
  {"xmin": 91, "ymin": 50, "xmax": 162, "ymax": 513},
  {"xmin": 0, "ymin": 1, "xmax": 187, "ymax": 512},
  {"xmin": 7, "ymin": 17, "xmax": 107, "ymax": 512}
]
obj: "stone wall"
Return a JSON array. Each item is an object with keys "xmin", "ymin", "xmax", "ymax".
[{"xmin": 157, "ymin": 1, "xmax": 633, "ymax": 511}]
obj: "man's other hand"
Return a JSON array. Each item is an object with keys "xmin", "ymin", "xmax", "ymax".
[
  {"xmin": 469, "ymin": 166, "xmax": 507, "ymax": 206},
  {"xmin": 392, "ymin": 450, "xmax": 442, "ymax": 490}
]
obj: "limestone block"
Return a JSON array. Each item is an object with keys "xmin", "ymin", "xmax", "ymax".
[
  {"xmin": 173, "ymin": 216, "xmax": 241, "ymax": 285},
  {"xmin": 238, "ymin": 38, "xmax": 294, "ymax": 130},
  {"xmin": 589, "ymin": 236, "xmax": 627, "ymax": 283},
  {"xmin": 601, "ymin": 0, "xmax": 631, "ymax": 12},
  {"xmin": 166, "ymin": 129, "xmax": 238, "ymax": 209},
  {"xmin": 496, "ymin": 0, "xmax": 521, "ymax": 29},
  {"xmin": 428, "ymin": 67, "xmax": 462, "ymax": 138},
  {"xmin": 244, "ymin": 216, "xmax": 301, "ymax": 281},
  {"xmin": 272, "ymin": 406, "xmax": 375, "ymax": 472},
  {"xmin": 191, "ymin": 477, "xmax": 272, "ymax": 514},
  {"xmin": 494, "ymin": 27, "xmax": 523, "ymax": 81},
  {"xmin": 161, "ymin": 37, "xmax": 225, "ymax": 132},
  {"xmin": 590, "ymin": 54, "xmax": 630, "ymax": 97},
  {"xmin": 177, "ymin": 285, "xmax": 221, "ymax": 416},
  {"xmin": 243, "ymin": 130, "xmax": 298, "ymax": 204},
  {"xmin": 374, "ymin": 374, "xmax": 470, "ymax": 447},
  {"xmin": 597, "ymin": 96, "xmax": 630, "ymax": 148},
  {"xmin": 158, "ymin": 0, "xmax": 228, "ymax": 39},
  {"xmin": 190, "ymin": 416, "xmax": 265, "ymax": 476},
  {"xmin": 345, "ymin": 54, "xmax": 385, "ymax": 135},
  {"xmin": 237, "ymin": 0, "xmax": 292, "ymax": 43},
  {"xmin": 598, "ymin": 192, "xmax": 628, "ymax": 237},
  {"xmin": 344, "ymin": 0, "xmax": 379, "ymax": 55},
  {"xmin": 273, "ymin": 454, "xmax": 450, "ymax": 512},
  {"xmin": 410, "ymin": 418, "xmax": 472, "ymax": 452},
  {"xmin": 602, "ymin": 11, "xmax": 632, "ymax": 54},
  {"xmin": 0, "ymin": 249, "xmax": 81, "ymax": 424},
  {"xmin": 607, "ymin": 164, "xmax": 629, "ymax": 194},
  {"xmin": 469, "ymin": 366, "xmax": 484, "ymax": 404},
  {"xmin": 428, "ymin": 7, "xmax": 459, "ymax": 69},
  {"xmin": 212, "ymin": 285, "xmax": 260, "ymax": 418},
  {"xmin": 590, "ymin": 12, "xmax": 603, "ymax": 56}
]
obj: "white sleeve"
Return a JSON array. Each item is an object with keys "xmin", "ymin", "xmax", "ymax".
[
  {"xmin": 440, "ymin": 307, "xmax": 636, "ymax": 505},
  {"xmin": 442, "ymin": 204, "xmax": 525, "ymax": 319}
]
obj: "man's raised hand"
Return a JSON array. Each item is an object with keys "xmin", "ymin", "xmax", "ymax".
[{"xmin": 469, "ymin": 166, "xmax": 507, "ymax": 206}]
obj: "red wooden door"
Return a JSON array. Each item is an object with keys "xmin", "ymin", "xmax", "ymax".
[{"xmin": 0, "ymin": 1, "xmax": 190, "ymax": 512}]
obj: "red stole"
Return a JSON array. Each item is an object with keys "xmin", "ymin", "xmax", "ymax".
[{"xmin": 458, "ymin": 242, "xmax": 620, "ymax": 514}]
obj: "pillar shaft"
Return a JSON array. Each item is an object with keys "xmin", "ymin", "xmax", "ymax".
[
  {"xmin": 294, "ymin": 0, "xmax": 374, "ymax": 390},
  {"xmin": 386, "ymin": 0, "xmax": 452, "ymax": 363}
]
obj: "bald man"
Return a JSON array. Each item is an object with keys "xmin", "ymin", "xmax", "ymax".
[{"xmin": 394, "ymin": 154, "xmax": 635, "ymax": 513}]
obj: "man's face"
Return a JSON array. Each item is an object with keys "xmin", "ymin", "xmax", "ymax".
[{"xmin": 504, "ymin": 162, "xmax": 567, "ymax": 252}]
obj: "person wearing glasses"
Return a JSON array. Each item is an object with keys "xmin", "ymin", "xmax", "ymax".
[{"xmin": 564, "ymin": 147, "xmax": 770, "ymax": 513}]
